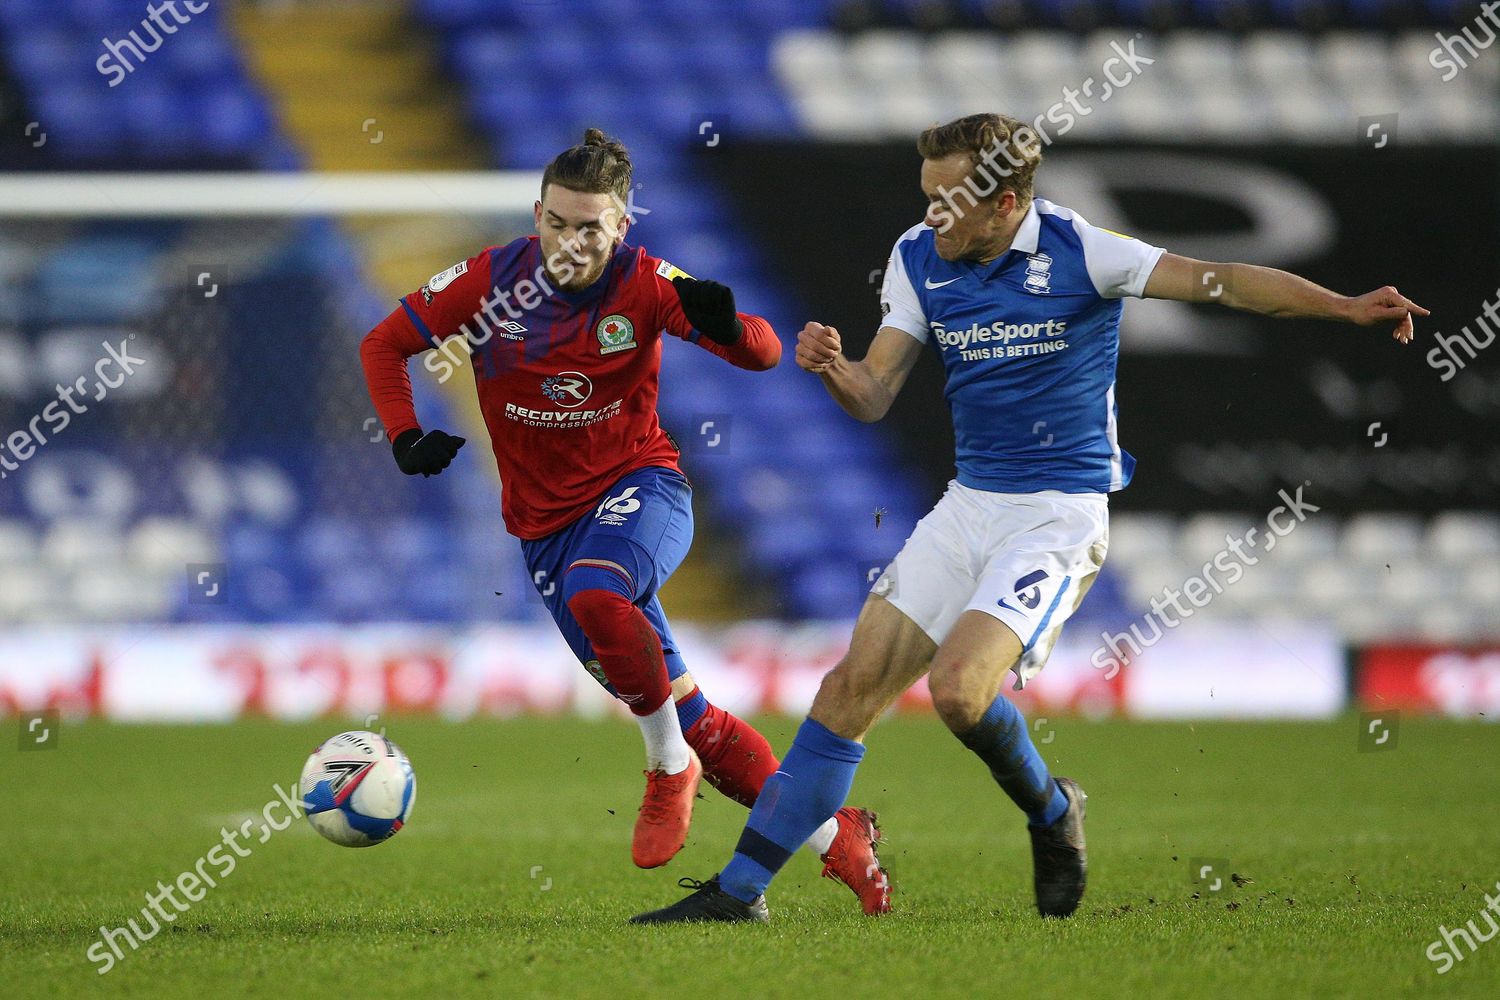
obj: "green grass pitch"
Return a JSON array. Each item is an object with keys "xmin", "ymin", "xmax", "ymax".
[{"xmin": 5, "ymin": 714, "xmax": 1499, "ymax": 998}]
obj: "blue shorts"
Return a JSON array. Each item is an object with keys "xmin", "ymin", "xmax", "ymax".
[{"xmin": 520, "ymin": 465, "xmax": 693, "ymax": 699}]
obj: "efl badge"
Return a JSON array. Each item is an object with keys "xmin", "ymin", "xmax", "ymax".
[
  {"xmin": 427, "ymin": 259, "xmax": 468, "ymax": 293},
  {"xmin": 1024, "ymin": 253, "xmax": 1052, "ymax": 295},
  {"xmin": 655, "ymin": 259, "xmax": 693, "ymax": 282},
  {"xmin": 597, "ymin": 313, "xmax": 637, "ymax": 355}
]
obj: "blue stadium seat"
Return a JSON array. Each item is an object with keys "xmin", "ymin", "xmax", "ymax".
[
  {"xmin": 448, "ymin": 31, "xmax": 528, "ymax": 82},
  {"xmin": 414, "ymin": 0, "xmax": 511, "ymax": 30},
  {"xmin": 4, "ymin": 28, "xmax": 93, "ymax": 84},
  {"xmin": 195, "ymin": 87, "xmax": 273, "ymax": 155},
  {"xmin": 28, "ymin": 83, "xmax": 129, "ymax": 158},
  {"xmin": 160, "ymin": 30, "xmax": 241, "ymax": 82},
  {"xmin": 121, "ymin": 83, "xmax": 201, "ymax": 156}
]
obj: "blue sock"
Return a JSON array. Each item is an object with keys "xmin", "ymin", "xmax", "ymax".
[
  {"xmin": 673, "ymin": 687, "xmax": 708, "ymax": 730},
  {"xmin": 955, "ymin": 694, "xmax": 1068, "ymax": 827},
  {"xmin": 718, "ymin": 718, "xmax": 864, "ymax": 903},
  {"xmin": 664, "ymin": 652, "xmax": 707, "ymax": 729}
]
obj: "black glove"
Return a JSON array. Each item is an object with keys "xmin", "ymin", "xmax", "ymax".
[
  {"xmin": 672, "ymin": 276, "xmax": 743, "ymax": 345},
  {"xmin": 392, "ymin": 428, "xmax": 465, "ymax": 477}
]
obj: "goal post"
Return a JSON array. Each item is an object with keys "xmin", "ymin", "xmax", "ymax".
[{"xmin": 0, "ymin": 171, "xmax": 543, "ymax": 217}]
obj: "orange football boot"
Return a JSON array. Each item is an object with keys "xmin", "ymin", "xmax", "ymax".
[
  {"xmin": 819, "ymin": 806, "xmax": 892, "ymax": 915},
  {"xmin": 632, "ymin": 753, "xmax": 703, "ymax": 869}
]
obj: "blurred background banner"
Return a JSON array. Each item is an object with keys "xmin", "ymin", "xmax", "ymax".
[
  {"xmin": 0, "ymin": 0, "xmax": 1495, "ymax": 721},
  {"xmin": 0, "ymin": 621, "xmax": 1349, "ymax": 720}
]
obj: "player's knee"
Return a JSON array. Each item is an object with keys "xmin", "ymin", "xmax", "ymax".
[
  {"xmin": 563, "ymin": 585, "xmax": 631, "ymax": 630},
  {"xmin": 928, "ymin": 660, "xmax": 991, "ymax": 733},
  {"xmin": 810, "ymin": 659, "xmax": 886, "ymax": 738}
]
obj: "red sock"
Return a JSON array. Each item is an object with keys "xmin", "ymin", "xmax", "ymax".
[
  {"xmin": 682, "ymin": 696, "xmax": 780, "ymax": 808},
  {"xmin": 566, "ymin": 589, "xmax": 671, "ymax": 716}
]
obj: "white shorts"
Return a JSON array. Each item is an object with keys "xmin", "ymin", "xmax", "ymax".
[{"xmin": 872, "ymin": 482, "xmax": 1109, "ymax": 687}]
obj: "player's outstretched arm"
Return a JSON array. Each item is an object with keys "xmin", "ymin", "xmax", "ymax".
[
  {"xmin": 359, "ymin": 308, "xmax": 465, "ymax": 478},
  {"xmin": 798, "ymin": 323, "xmax": 923, "ymax": 423},
  {"xmin": 1142, "ymin": 253, "xmax": 1429, "ymax": 345}
]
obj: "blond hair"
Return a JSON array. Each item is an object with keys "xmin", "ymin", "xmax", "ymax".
[{"xmin": 917, "ymin": 113, "xmax": 1042, "ymax": 206}]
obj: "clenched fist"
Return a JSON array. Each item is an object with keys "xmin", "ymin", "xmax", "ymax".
[{"xmin": 796, "ymin": 322, "xmax": 842, "ymax": 373}]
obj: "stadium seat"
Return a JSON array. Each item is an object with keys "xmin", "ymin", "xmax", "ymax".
[
  {"xmin": 126, "ymin": 517, "xmax": 219, "ymax": 574},
  {"xmin": 1106, "ymin": 513, "xmax": 1179, "ymax": 565},
  {"xmin": 1427, "ymin": 511, "xmax": 1500, "ymax": 560},
  {"xmin": 1340, "ymin": 512, "xmax": 1425, "ymax": 562},
  {"xmin": 0, "ymin": 565, "xmax": 58, "ymax": 622},
  {"xmin": 42, "ymin": 519, "xmax": 126, "ymax": 571},
  {"xmin": 72, "ymin": 565, "xmax": 174, "ymax": 622},
  {"xmin": 1178, "ymin": 513, "xmax": 1255, "ymax": 563},
  {"xmin": 0, "ymin": 518, "xmax": 38, "ymax": 565}
]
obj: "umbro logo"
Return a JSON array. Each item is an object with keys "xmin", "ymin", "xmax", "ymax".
[{"xmin": 924, "ymin": 277, "xmax": 960, "ymax": 289}]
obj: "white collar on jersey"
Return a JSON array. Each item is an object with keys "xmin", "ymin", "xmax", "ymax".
[{"xmin": 1009, "ymin": 199, "xmax": 1040, "ymax": 255}]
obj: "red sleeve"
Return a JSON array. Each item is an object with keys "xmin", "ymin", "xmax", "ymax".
[
  {"xmin": 652, "ymin": 260, "xmax": 781, "ymax": 371},
  {"xmin": 360, "ymin": 308, "xmax": 429, "ymax": 444},
  {"xmin": 689, "ymin": 313, "xmax": 782, "ymax": 371},
  {"xmin": 361, "ymin": 247, "xmax": 498, "ymax": 444}
]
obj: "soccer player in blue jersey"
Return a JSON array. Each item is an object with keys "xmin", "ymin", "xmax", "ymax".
[{"xmin": 632, "ymin": 113, "xmax": 1428, "ymax": 924}]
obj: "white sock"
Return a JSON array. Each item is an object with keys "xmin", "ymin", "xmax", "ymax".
[
  {"xmin": 637, "ymin": 700, "xmax": 692, "ymax": 775},
  {"xmin": 805, "ymin": 815, "xmax": 839, "ymax": 856}
]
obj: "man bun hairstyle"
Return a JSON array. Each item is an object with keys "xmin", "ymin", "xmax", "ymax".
[
  {"xmin": 917, "ymin": 113, "xmax": 1042, "ymax": 206},
  {"xmin": 541, "ymin": 127, "xmax": 633, "ymax": 202}
]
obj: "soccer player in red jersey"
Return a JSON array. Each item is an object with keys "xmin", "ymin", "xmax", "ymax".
[{"xmin": 359, "ymin": 129, "xmax": 889, "ymax": 913}]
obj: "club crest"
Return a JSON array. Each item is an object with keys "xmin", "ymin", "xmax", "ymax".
[{"xmin": 596, "ymin": 313, "xmax": 637, "ymax": 355}]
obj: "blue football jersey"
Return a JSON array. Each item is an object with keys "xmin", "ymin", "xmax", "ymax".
[{"xmin": 880, "ymin": 198, "xmax": 1165, "ymax": 494}]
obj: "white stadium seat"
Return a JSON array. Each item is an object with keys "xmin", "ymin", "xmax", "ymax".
[
  {"xmin": 1161, "ymin": 31, "xmax": 1242, "ymax": 89},
  {"xmin": 40, "ymin": 518, "xmax": 126, "ymax": 570},
  {"xmin": 846, "ymin": 30, "xmax": 928, "ymax": 85},
  {"xmin": 1243, "ymin": 32, "xmax": 1319, "ymax": 87},
  {"xmin": 1178, "ymin": 513, "xmax": 1256, "ymax": 563},
  {"xmin": 1007, "ymin": 33, "xmax": 1082, "ymax": 87},
  {"xmin": 926, "ymin": 32, "xmax": 1007, "ymax": 92},
  {"xmin": 770, "ymin": 30, "xmax": 847, "ymax": 89},
  {"xmin": 1340, "ymin": 512, "xmax": 1425, "ymax": 563},
  {"xmin": 0, "ymin": 565, "xmax": 55, "ymax": 621},
  {"xmin": 1427, "ymin": 512, "xmax": 1500, "ymax": 561},
  {"xmin": 1105, "ymin": 512, "xmax": 1178, "ymax": 565},
  {"xmin": 126, "ymin": 516, "xmax": 219, "ymax": 573},
  {"xmin": 1462, "ymin": 563, "xmax": 1500, "ymax": 614},
  {"xmin": 1319, "ymin": 32, "xmax": 1392, "ymax": 87},
  {"xmin": 0, "ymin": 518, "xmax": 38, "ymax": 563},
  {"xmin": 773, "ymin": 28, "xmax": 1495, "ymax": 144}
]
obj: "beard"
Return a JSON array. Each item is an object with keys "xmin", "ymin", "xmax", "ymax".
[{"xmin": 543, "ymin": 237, "xmax": 616, "ymax": 291}]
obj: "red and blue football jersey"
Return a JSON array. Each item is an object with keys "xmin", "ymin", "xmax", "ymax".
[{"xmin": 361, "ymin": 235, "xmax": 780, "ymax": 539}]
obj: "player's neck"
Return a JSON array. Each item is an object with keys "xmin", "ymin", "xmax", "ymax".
[{"xmin": 970, "ymin": 204, "xmax": 1028, "ymax": 265}]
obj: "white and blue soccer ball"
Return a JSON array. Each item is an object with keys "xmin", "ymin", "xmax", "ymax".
[{"xmin": 300, "ymin": 731, "xmax": 415, "ymax": 847}]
